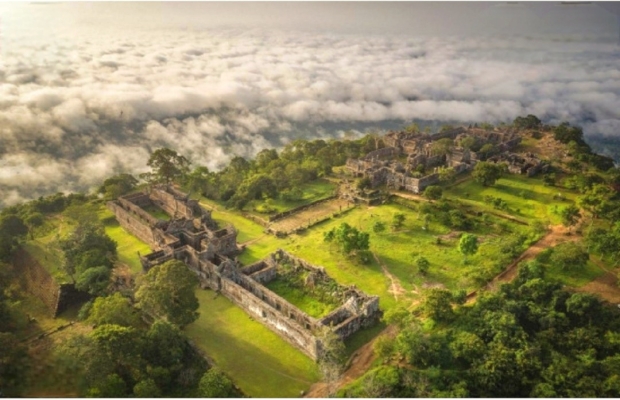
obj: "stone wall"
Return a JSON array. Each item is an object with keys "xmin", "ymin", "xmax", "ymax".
[
  {"xmin": 107, "ymin": 200, "xmax": 160, "ymax": 248},
  {"xmin": 363, "ymin": 146, "xmax": 399, "ymax": 160},
  {"xmin": 149, "ymin": 185, "xmax": 195, "ymax": 219},
  {"xmin": 110, "ymin": 188, "xmax": 380, "ymax": 362}
]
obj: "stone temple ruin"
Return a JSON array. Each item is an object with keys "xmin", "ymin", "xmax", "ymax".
[
  {"xmin": 346, "ymin": 126, "xmax": 545, "ymax": 194},
  {"xmin": 108, "ymin": 185, "xmax": 381, "ymax": 360}
]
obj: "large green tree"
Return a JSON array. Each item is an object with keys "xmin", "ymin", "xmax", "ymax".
[
  {"xmin": 198, "ymin": 368, "xmax": 236, "ymax": 398},
  {"xmin": 324, "ymin": 223, "xmax": 370, "ymax": 255},
  {"xmin": 458, "ymin": 233, "xmax": 478, "ymax": 261},
  {"xmin": 87, "ymin": 293, "xmax": 141, "ymax": 328},
  {"xmin": 144, "ymin": 148, "xmax": 190, "ymax": 184},
  {"xmin": 472, "ymin": 162, "xmax": 504, "ymax": 186},
  {"xmin": 135, "ymin": 260, "xmax": 199, "ymax": 326}
]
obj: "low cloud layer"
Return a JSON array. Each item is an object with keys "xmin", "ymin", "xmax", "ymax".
[{"xmin": 0, "ymin": 3, "xmax": 619, "ymax": 207}]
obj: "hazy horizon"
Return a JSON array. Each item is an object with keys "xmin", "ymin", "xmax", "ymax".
[{"xmin": 0, "ymin": 2, "xmax": 619, "ymax": 207}]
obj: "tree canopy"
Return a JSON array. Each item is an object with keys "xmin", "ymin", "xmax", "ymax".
[
  {"xmin": 472, "ymin": 162, "xmax": 504, "ymax": 186},
  {"xmin": 341, "ymin": 263, "xmax": 620, "ymax": 397},
  {"xmin": 144, "ymin": 148, "xmax": 191, "ymax": 184},
  {"xmin": 135, "ymin": 260, "xmax": 199, "ymax": 326}
]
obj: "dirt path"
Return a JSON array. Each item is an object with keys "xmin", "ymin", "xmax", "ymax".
[
  {"xmin": 304, "ymin": 325, "xmax": 397, "ymax": 398},
  {"xmin": 493, "ymin": 223, "xmax": 579, "ymax": 285},
  {"xmin": 372, "ymin": 252, "xmax": 407, "ymax": 301},
  {"xmin": 465, "ymin": 223, "xmax": 580, "ymax": 301}
]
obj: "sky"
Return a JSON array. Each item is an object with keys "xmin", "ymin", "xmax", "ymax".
[{"xmin": 0, "ymin": 1, "xmax": 619, "ymax": 207}]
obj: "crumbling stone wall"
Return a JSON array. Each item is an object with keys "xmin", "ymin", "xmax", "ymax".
[
  {"xmin": 111, "ymin": 188, "xmax": 380, "ymax": 361},
  {"xmin": 149, "ymin": 185, "xmax": 197, "ymax": 219},
  {"xmin": 363, "ymin": 146, "xmax": 399, "ymax": 160}
]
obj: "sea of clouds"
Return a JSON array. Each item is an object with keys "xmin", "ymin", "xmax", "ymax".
[{"xmin": 0, "ymin": 3, "xmax": 619, "ymax": 207}]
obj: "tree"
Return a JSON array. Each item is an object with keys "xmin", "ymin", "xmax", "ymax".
[
  {"xmin": 87, "ymin": 293, "xmax": 141, "ymax": 328},
  {"xmin": 198, "ymin": 368, "xmax": 236, "ymax": 398},
  {"xmin": 373, "ymin": 221, "xmax": 386, "ymax": 234},
  {"xmin": 98, "ymin": 174, "xmax": 138, "ymax": 200},
  {"xmin": 431, "ymin": 138, "xmax": 454, "ymax": 156},
  {"xmin": 438, "ymin": 167, "xmax": 457, "ymax": 184},
  {"xmin": 318, "ymin": 328, "xmax": 347, "ymax": 397},
  {"xmin": 75, "ymin": 266, "xmax": 111, "ymax": 296},
  {"xmin": 133, "ymin": 379, "xmax": 162, "ymax": 398},
  {"xmin": 186, "ymin": 166, "xmax": 211, "ymax": 195},
  {"xmin": 145, "ymin": 148, "xmax": 190, "ymax": 184},
  {"xmin": 560, "ymin": 204, "xmax": 580, "ymax": 232},
  {"xmin": 416, "ymin": 256, "xmax": 430, "ymax": 275},
  {"xmin": 578, "ymin": 184, "xmax": 613, "ymax": 219},
  {"xmin": 324, "ymin": 223, "xmax": 370, "ymax": 256},
  {"xmin": 478, "ymin": 143, "xmax": 497, "ymax": 160},
  {"xmin": 459, "ymin": 136, "xmax": 478, "ymax": 151},
  {"xmin": 459, "ymin": 233, "xmax": 478, "ymax": 261},
  {"xmin": 0, "ymin": 332, "xmax": 30, "ymax": 396},
  {"xmin": 550, "ymin": 243, "xmax": 589, "ymax": 271},
  {"xmin": 513, "ymin": 115, "xmax": 541, "ymax": 130},
  {"xmin": 135, "ymin": 260, "xmax": 199, "ymax": 326},
  {"xmin": 423, "ymin": 185, "xmax": 443, "ymax": 201},
  {"xmin": 59, "ymin": 223, "xmax": 117, "ymax": 283},
  {"xmin": 392, "ymin": 213, "xmax": 406, "ymax": 229},
  {"xmin": 423, "ymin": 288, "xmax": 455, "ymax": 322},
  {"xmin": 23, "ymin": 212, "xmax": 44, "ymax": 239},
  {"xmin": 472, "ymin": 162, "xmax": 503, "ymax": 186},
  {"xmin": 86, "ymin": 373, "xmax": 127, "ymax": 398}
]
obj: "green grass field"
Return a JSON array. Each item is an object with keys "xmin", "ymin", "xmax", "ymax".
[
  {"xmin": 185, "ymin": 290, "xmax": 320, "ymax": 398},
  {"xmin": 142, "ymin": 204, "xmax": 171, "ymax": 221},
  {"xmin": 98, "ymin": 207, "xmax": 152, "ymax": 274},
  {"xmin": 264, "ymin": 279, "xmax": 338, "ymax": 319},
  {"xmin": 444, "ymin": 173, "xmax": 578, "ymax": 225}
]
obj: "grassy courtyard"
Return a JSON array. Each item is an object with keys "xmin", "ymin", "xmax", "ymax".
[
  {"xmin": 185, "ymin": 290, "xmax": 320, "ymax": 398},
  {"xmin": 98, "ymin": 207, "xmax": 152, "ymax": 274}
]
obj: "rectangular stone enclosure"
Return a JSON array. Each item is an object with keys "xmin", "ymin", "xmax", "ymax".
[{"xmin": 108, "ymin": 185, "xmax": 381, "ymax": 360}]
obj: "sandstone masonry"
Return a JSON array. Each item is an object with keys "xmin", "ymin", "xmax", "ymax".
[{"xmin": 108, "ymin": 185, "xmax": 381, "ymax": 360}]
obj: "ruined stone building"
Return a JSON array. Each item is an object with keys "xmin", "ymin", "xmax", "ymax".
[
  {"xmin": 346, "ymin": 126, "xmax": 526, "ymax": 194},
  {"xmin": 108, "ymin": 185, "xmax": 381, "ymax": 360}
]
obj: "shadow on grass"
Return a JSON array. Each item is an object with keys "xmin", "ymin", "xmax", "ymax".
[{"xmin": 186, "ymin": 291, "xmax": 320, "ymax": 398}]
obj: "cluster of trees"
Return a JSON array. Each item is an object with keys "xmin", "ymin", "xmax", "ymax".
[
  {"xmin": 342, "ymin": 263, "xmax": 620, "ymax": 397},
  {"xmin": 55, "ymin": 317, "xmax": 235, "ymax": 397},
  {"xmin": 513, "ymin": 114, "xmax": 542, "ymax": 130},
  {"xmin": 587, "ymin": 222, "xmax": 620, "ymax": 267},
  {"xmin": 472, "ymin": 161, "xmax": 505, "ymax": 187},
  {"xmin": 58, "ymin": 216, "xmax": 117, "ymax": 295},
  {"xmin": 0, "ymin": 263, "xmax": 30, "ymax": 396},
  {"xmin": 56, "ymin": 259, "xmax": 230, "ymax": 397},
  {"xmin": 324, "ymin": 223, "xmax": 371, "ymax": 263},
  {"xmin": 419, "ymin": 200, "xmax": 473, "ymax": 231},
  {"xmin": 553, "ymin": 122, "xmax": 615, "ymax": 172},
  {"xmin": 182, "ymin": 136, "xmax": 379, "ymax": 210}
]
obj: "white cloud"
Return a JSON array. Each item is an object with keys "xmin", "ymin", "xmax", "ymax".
[{"xmin": 0, "ymin": 12, "xmax": 619, "ymax": 207}]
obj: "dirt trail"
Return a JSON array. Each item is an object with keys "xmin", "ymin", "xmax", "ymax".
[
  {"xmin": 492, "ymin": 223, "xmax": 579, "ymax": 286},
  {"xmin": 372, "ymin": 252, "xmax": 406, "ymax": 301},
  {"xmin": 304, "ymin": 325, "xmax": 397, "ymax": 398}
]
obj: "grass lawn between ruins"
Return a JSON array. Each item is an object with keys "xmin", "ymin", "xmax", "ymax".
[
  {"xmin": 98, "ymin": 207, "xmax": 152, "ymax": 274},
  {"xmin": 185, "ymin": 290, "xmax": 320, "ymax": 398}
]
